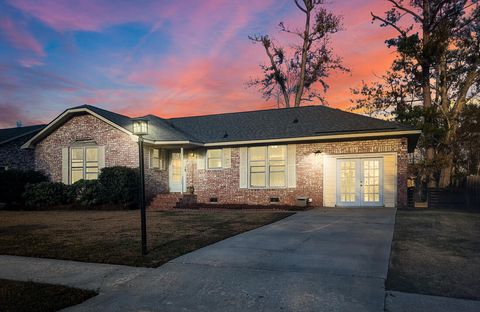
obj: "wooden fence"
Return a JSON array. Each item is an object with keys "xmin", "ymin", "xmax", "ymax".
[
  {"xmin": 466, "ymin": 176, "xmax": 480, "ymax": 209},
  {"xmin": 426, "ymin": 175, "xmax": 480, "ymax": 209}
]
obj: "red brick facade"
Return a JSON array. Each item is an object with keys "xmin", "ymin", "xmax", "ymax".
[
  {"xmin": 33, "ymin": 113, "xmax": 408, "ymax": 208},
  {"xmin": 185, "ymin": 138, "xmax": 408, "ymax": 208},
  {"xmin": 34, "ymin": 113, "xmax": 168, "ymax": 198},
  {"xmin": 0, "ymin": 134, "xmax": 37, "ymax": 170}
]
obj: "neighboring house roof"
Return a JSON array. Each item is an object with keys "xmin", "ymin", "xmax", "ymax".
[
  {"xmin": 22, "ymin": 104, "xmax": 421, "ymax": 151},
  {"xmin": 0, "ymin": 124, "xmax": 46, "ymax": 145}
]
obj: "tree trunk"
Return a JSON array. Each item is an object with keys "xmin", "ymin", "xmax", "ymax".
[
  {"xmin": 422, "ymin": 0, "xmax": 437, "ymax": 188},
  {"xmin": 294, "ymin": 4, "xmax": 311, "ymax": 107},
  {"xmin": 439, "ymin": 154, "xmax": 453, "ymax": 188}
]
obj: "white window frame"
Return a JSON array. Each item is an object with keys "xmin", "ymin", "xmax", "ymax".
[
  {"xmin": 151, "ymin": 148, "xmax": 167, "ymax": 170},
  {"xmin": 70, "ymin": 146, "xmax": 99, "ymax": 184},
  {"xmin": 207, "ymin": 149, "xmax": 223, "ymax": 169},
  {"xmin": 248, "ymin": 145, "xmax": 287, "ymax": 189}
]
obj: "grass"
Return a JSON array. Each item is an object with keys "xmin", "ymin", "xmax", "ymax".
[
  {"xmin": 0, "ymin": 279, "xmax": 96, "ymax": 312},
  {"xmin": 0, "ymin": 210, "xmax": 292, "ymax": 267},
  {"xmin": 386, "ymin": 209, "xmax": 480, "ymax": 300}
]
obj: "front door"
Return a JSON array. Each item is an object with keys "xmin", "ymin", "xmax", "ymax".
[
  {"xmin": 337, "ymin": 158, "xmax": 383, "ymax": 207},
  {"xmin": 169, "ymin": 152, "xmax": 183, "ymax": 192}
]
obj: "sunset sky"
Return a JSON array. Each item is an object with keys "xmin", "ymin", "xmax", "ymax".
[{"xmin": 0, "ymin": 0, "xmax": 399, "ymax": 128}]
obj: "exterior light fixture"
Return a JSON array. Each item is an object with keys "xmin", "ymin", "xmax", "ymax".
[
  {"xmin": 132, "ymin": 119, "xmax": 148, "ymax": 136},
  {"xmin": 132, "ymin": 118, "xmax": 148, "ymax": 255}
]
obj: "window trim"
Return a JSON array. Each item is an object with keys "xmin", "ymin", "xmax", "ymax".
[
  {"xmin": 70, "ymin": 146, "xmax": 99, "ymax": 184},
  {"xmin": 151, "ymin": 148, "xmax": 167, "ymax": 170},
  {"xmin": 206, "ymin": 149, "xmax": 223, "ymax": 170},
  {"xmin": 247, "ymin": 145, "xmax": 287, "ymax": 189}
]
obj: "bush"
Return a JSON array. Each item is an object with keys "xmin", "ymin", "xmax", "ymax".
[
  {"xmin": 98, "ymin": 166, "xmax": 139, "ymax": 209},
  {"xmin": 0, "ymin": 170, "xmax": 48, "ymax": 205},
  {"xmin": 23, "ymin": 182, "xmax": 72, "ymax": 209},
  {"xmin": 70, "ymin": 180, "xmax": 103, "ymax": 207}
]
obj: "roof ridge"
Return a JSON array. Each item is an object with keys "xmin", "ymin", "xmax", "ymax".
[{"xmin": 167, "ymin": 105, "xmax": 325, "ymax": 120}]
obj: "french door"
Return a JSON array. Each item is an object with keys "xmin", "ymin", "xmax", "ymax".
[{"xmin": 337, "ymin": 158, "xmax": 383, "ymax": 207}]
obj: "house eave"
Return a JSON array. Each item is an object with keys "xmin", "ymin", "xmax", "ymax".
[
  {"xmin": 21, "ymin": 108, "xmax": 134, "ymax": 149},
  {"xmin": 202, "ymin": 130, "xmax": 422, "ymax": 148}
]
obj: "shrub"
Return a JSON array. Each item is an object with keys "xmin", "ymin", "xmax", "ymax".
[
  {"xmin": 0, "ymin": 170, "xmax": 48, "ymax": 205},
  {"xmin": 23, "ymin": 182, "xmax": 72, "ymax": 209},
  {"xmin": 70, "ymin": 179, "xmax": 103, "ymax": 207},
  {"xmin": 98, "ymin": 166, "xmax": 139, "ymax": 209}
]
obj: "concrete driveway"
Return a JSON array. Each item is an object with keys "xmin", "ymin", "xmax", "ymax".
[{"xmin": 67, "ymin": 208, "xmax": 396, "ymax": 312}]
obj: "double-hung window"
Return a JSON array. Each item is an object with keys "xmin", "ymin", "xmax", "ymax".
[
  {"xmin": 151, "ymin": 148, "xmax": 167, "ymax": 170},
  {"xmin": 70, "ymin": 146, "xmax": 99, "ymax": 184},
  {"xmin": 248, "ymin": 145, "xmax": 286, "ymax": 188},
  {"xmin": 207, "ymin": 149, "xmax": 222, "ymax": 169}
]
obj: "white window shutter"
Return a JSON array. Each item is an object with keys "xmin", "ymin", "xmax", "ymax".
[
  {"xmin": 197, "ymin": 149, "xmax": 206, "ymax": 170},
  {"xmin": 98, "ymin": 146, "xmax": 106, "ymax": 171},
  {"xmin": 61, "ymin": 147, "xmax": 69, "ymax": 185},
  {"xmin": 223, "ymin": 148, "xmax": 231, "ymax": 168},
  {"xmin": 239, "ymin": 147, "xmax": 248, "ymax": 188},
  {"xmin": 287, "ymin": 144, "xmax": 296, "ymax": 188}
]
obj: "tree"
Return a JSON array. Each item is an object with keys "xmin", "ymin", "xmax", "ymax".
[
  {"xmin": 352, "ymin": 0, "xmax": 480, "ymax": 187},
  {"xmin": 248, "ymin": 0, "xmax": 348, "ymax": 107}
]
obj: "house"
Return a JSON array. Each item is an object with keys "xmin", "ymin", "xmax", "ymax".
[
  {"xmin": 21, "ymin": 104, "xmax": 420, "ymax": 208},
  {"xmin": 0, "ymin": 124, "xmax": 46, "ymax": 171}
]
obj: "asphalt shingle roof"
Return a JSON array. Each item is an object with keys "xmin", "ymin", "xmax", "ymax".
[
  {"xmin": 0, "ymin": 124, "xmax": 46, "ymax": 145},
  {"xmin": 24, "ymin": 104, "xmax": 417, "ymax": 148},
  {"xmin": 167, "ymin": 105, "xmax": 414, "ymax": 143}
]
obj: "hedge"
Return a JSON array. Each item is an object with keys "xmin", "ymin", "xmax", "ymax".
[
  {"xmin": 0, "ymin": 170, "xmax": 48, "ymax": 205},
  {"xmin": 23, "ymin": 182, "xmax": 72, "ymax": 209},
  {"xmin": 21, "ymin": 166, "xmax": 139, "ymax": 210}
]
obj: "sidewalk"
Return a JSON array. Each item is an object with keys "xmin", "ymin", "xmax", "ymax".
[{"xmin": 0, "ymin": 255, "xmax": 152, "ymax": 292}]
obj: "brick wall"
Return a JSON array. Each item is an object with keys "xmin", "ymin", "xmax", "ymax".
[
  {"xmin": 185, "ymin": 138, "xmax": 408, "ymax": 207},
  {"xmin": 34, "ymin": 113, "xmax": 168, "ymax": 199},
  {"xmin": 33, "ymin": 112, "xmax": 408, "ymax": 207},
  {"xmin": 0, "ymin": 134, "xmax": 37, "ymax": 170}
]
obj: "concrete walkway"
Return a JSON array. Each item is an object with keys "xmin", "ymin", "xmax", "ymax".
[{"xmin": 0, "ymin": 208, "xmax": 397, "ymax": 311}]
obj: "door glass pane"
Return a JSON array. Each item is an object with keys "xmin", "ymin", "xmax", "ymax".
[
  {"xmin": 362, "ymin": 159, "xmax": 380, "ymax": 203},
  {"xmin": 171, "ymin": 153, "xmax": 182, "ymax": 183},
  {"xmin": 339, "ymin": 160, "xmax": 356, "ymax": 203}
]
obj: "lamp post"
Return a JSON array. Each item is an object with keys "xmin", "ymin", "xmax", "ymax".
[{"xmin": 133, "ymin": 119, "xmax": 148, "ymax": 255}]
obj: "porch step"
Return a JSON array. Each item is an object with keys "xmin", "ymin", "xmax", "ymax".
[
  {"xmin": 148, "ymin": 193, "xmax": 198, "ymax": 211},
  {"xmin": 148, "ymin": 193, "xmax": 182, "ymax": 211}
]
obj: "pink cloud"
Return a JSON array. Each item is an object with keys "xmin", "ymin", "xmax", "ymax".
[
  {"xmin": 7, "ymin": 0, "xmax": 178, "ymax": 32},
  {"xmin": 0, "ymin": 17, "xmax": 44, "ymax": 56}
]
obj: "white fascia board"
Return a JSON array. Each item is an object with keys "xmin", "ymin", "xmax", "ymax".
[
  {"xmin": 21, "ymin": 108, "xmax": 133, "ymax": 149},
  {"xmin": 202, "ymin": 130, "xmax": 421, "ymax": 147}
]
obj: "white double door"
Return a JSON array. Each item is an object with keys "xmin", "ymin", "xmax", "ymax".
[{"xmin": 337, "ymin": 158, "xmax": 383, "ymax": 207}]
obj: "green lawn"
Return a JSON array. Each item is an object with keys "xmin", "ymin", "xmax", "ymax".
[
  {"xmin": 0, "ymin": 279, "xmax": 96, "ymax": 312},
  {"xmin": 387, "ymin": 209, "xmax": 480, "ymax": 300},
  {"xmin": 0, "ymin": 210, "xmax": 292, "ymax": 267}
]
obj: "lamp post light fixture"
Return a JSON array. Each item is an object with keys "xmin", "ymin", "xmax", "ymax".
[{"xmin": 132, "ymin": 118, "xmax": 148, "ymax": 255}]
